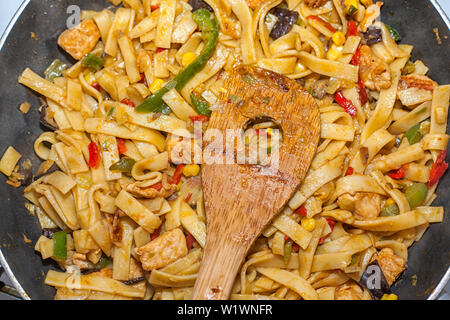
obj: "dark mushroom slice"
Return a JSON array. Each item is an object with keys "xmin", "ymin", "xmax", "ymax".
[
  {"xmin": 269, "ymin": 8, "xmax": 299, "ymax": 40},
  {"xmin": 38, "ymin": 98, "xmax": 58, "ymax": 131},
  {"xmin": 359, "ymin": 260, "xmax": 392, "ymax": 299},
  {"xmin": 188, "ymin": 0, "xmax": 213, "ymax": 12},
  {"xmin": 363, "ymin": 26, "xmax": 383, "ymax": 45}
]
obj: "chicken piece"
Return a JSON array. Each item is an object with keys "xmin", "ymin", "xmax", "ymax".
[
  {"xmin": 354, "ymin": 192, "xmax": 382, "ymax": 219},
  {"xmin": 399, "ymin": 74, "xmax": 438, "ymax": 91},
  {"xmin": 91, "ymin": 268, "xmax": 113, "ymax": 278},
  {"xmin": 57, "ymin": 19, "xmax": 101, "ymax": 60},
  {"xmin": 359, "ymin": 2, "xmax": 383, "ymax": 32},
  {"xmin": 166, "ymin": 135, "xmax": 202, "ymax": 165},
  {"xmin": 335, "ymin": 282, "xmax": 363, "ymax": 300},
  {"xmin": 370, "ymin": 248, "xmax": 406, "ymax": 285},
  {"xmin": 135, "ymin": 228, "xmax": 188, "ymax": 271},
  {"xmin": 304, "ymin": 0, "xmax": 328, "ymax": 8},
  {"xmin": 72, "ymin": 252, "xmax": 89, "ymax": 270},
  {"xmin": 359, "ymin": 45, "xmax": 392, "ymax": 91},
  {"xmin": 123, "ymin": 182, "xmax": 177, "ymax": 199},
  {"xmin": 337, "ymin": 192, "xmax": 382, "ymax": 219}
]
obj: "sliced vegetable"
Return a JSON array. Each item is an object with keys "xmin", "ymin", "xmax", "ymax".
[
  {"xmin": 335, "ymin": 91, "xmax": 357, "ymax": 117},
  {"xmin": 81, "ymin": 54, "xmax": 105, "ymax": 72},
  {"xmin": 380, "ymin": 200, "xmax": 399, "ymax": 217},
  {"xmin": 109, "ymin": 158, "xmax": 136, "ymax": 173},
  {"xmin": 363, "ymin": 26, "xmax": 382, "ymax": 45},
  {"xmin": 150, "ymin": 182, "xmax": 163, "ymax": 191},
  {"xmin": 44, "ymin": 59, "xmax": 68, "ymax": 82},
  {"xmin": 189, "ymin": 115, "xmax": 210, "ymax": 122},
  {"xmin": 346, "ymin": 20, "xmax": 358, "ymax": 37},
  {"xmin": 359, "ymin": 260, "xmax": 391, "ymax": 299},
  {"xmin": 357, "ymin": 77, "xmax": 369, "ymax": 105},
  {"xmin": 39, "ymin": 99, "xmax": 58, "ymax": 131},
  {"xmin": 350, "ymin": 45, "xmax": 361, "ymax": 66},
  {"xmin": 404, "ymin": 123, "xmax": 423, "ymax": 145},
  {"xmin": 386, "ymin": 25, "xmax": 401, "ymax": 42},
  {"xmin": 169, "ymin": 164, "xmax": 184, "ymax": 185},
  {"xmin": 97, "ymin": 255, "xmax": 112, "ymax": 269},
  {"xmin": 306, "ymin": 15, "xmax": 336, "ymax": 33},
  {"xmin": 117, "ymin": 138, "xmax": 127, "ymax": 156},
  {"xmin": 53, "ymin": 231, "xmax": 67, "ymax": 261},
  {"xmin": 136, "ymin": 9, "xmax": 219, "ymax": 113},
  {"xmin": 121, "ymin": 98, "xmax": 135, "ymax": 108},
  {"xmin": 88, "ymin": 142, "xmax": 100, "ymax": 169},
  {"xmin": 402, "ymin": 61, "xmax": 416, "ymax": 75},
  {"xmin": 388, "ymin": 167, "xmax": 405, "ymax": 179},
  {"xmin": 345, "ymin": 166, "xmax": 354, "ymax": 176},
  {"xmin": 428, "ymin": 149, "xmax": 448, "ymax": 187},
  {"xmin": 270, "ymin": 8, "xmax": 300, "ymax": 40},
  {"xmin": 404, "ymin": 182, "xmax": 428, "ymax": 209},
  {"xmin": 186, "ymin": 232, "xmax": 195, "ymax": 250},
  {"xmin": 284, "ymin": 239, "xmax": 293, "ymax": 266},
  {"xmin": 190, "ymin": 93, "xmax": 212, "ymax": 116},
  {"xmin": 188, "ymin": 0, "xmax": 213, "ymax": 12},
  {"xmin": 294, "ymin": 205, "xmax": 307, "ymax": 217}
]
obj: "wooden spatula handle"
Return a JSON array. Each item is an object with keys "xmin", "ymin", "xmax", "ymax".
[{"xmin": 192, "ymin": 230, "xmax": 252, "ymax": 300}]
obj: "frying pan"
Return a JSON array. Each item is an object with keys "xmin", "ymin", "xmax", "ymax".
[{"xmin": 0, "ymin": 0, "xmax": 449, "ymax": 300}]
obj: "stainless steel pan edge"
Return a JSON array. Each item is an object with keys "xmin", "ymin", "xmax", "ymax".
[{"xmin": 0, "ymin": 0, "xmax": 448, "ymax": 300}]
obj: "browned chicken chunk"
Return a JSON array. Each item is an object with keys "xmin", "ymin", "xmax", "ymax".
[
  {"xmin": 359, "ymin": 45, "xmax": 392, "ymax": 91},
  {"xmin": 135, "ymin": 228, "xmax": 188, "ymax": 271},
  {"xmin": 370, "ymin": 248, "xmax": 406, "ymax": 285},
  {"xmin": 58, "ymin": 19, "xmax": 101, "ymax": 60},
  {"xmin": 338, "ymin": 192, "xmax": 382, "ymax": 219},
  {"xmin": 399, "ymin": 74, "xmax": 438, "ymax": 91},
  {"xmin": 335, "ymin": 282, "xmax": 363, "ymax": 300}
]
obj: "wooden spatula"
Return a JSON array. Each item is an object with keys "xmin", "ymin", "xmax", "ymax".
[{"xmin": 192, "ymin": 66, "xmax": 321, "ymax": 300}]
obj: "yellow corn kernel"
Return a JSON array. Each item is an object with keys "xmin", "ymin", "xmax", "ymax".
[
  {"xmin": 344, "ymin": 0, "xmax": 359, "ymax": 14},
  {"xmin": 301, "ymin": 218, "xmax": 316, "ymax": 232},
  {"xmin": 332, "ymin": 31, "xmax": 346, "ymax": 46},
  {"xmin": 326, "ymin": 44, "xmax": 343, "ymax": 61},
  {"xmin": 149, "ymin": 79, "xmax": 164, "ymax": 93},
  {"xmin": 84, "ymin": 72, "xmax": 96, "ymax": 85},
  {"xmin": 177, "ymin": 181, "xmax": 183, "ymax": 191},
  {"xmin": 183, "ymin": 164, "xmax": 200, "ymax": 177},
  {"xmin": 385, "ymin": 198, "xmax": 395, "ymax": 206},
  {"xmin": 381, "ymin": 293, "xmax": 398, "ymax": 300},
  {"xmin": 181, "ymin": 52, "xmax": 197, "ymax": 67}
]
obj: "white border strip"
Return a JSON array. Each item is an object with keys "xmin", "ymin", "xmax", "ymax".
[{"xmin": 0, "ymin": 0, "xmax": 449, "ymax": 301}]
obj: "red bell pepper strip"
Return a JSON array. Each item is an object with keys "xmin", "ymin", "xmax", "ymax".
[
  {"xmin": 185, "ymin": 193, "xmax": 193, "ymax": 203},
  {"xmin": 186, "ymin": 233, "xmax": 195, "ymax": 250},
  {"xmin": 292, "ymin": 243, "xmax": 300, "ymax": 252},
  {"xmin": 389, "ymin": 167, "xmax": 405, "ymax": 179},
  {"xmin": 117, "ymin": 138, "xmax": 127, "ymax": 156},
  {"xmin": 121, "ymin": 98, "xmax": 135, "ymax": 108},
  {"xmin": 307, "ymin": 15, "xmax": 337, "ymax": 32},
  {"xmin": 345, "ymin": 166, "xmax": 354, "ymax": 176},
  {"xmin": 91, "ymin": 82, "xmax": 100, "ymax": 91},
  {"xmin": 169, "ymin": 164, "xmax": 184, "ymax": 185},
  {"xmin": 428, "ymin": 150, "xmax": 448, "ymax": 187},
  {"xmin": 357, "ymin": 77, "xmax": 369, "ymax": 105},
  {"xmin": 150, "ymin": 182, "xmax": 163, "ymax": 191},
  {"xmin": 151, "ymin": 226, "xmax": 161, "ymax": 241},
  {"xmin": 319, "ymin": 218, "xmax": 336, "ymax": 244},
  {"xmin": 294, "ymin": 205, "xmax": 307, "ymax": 217},
  {"xmin": 189, "ymin": 115, "xmax": 210, "ymax": 122},
  {"xmin": 151, "ymin": 4, "xmax": 160, "ymax": 11},
  {"xmin": 346, "ymin": 20, "xmax": 358, "ymax": 37},
  {"xmin": 335, "ymin": 91, "xmax": 357, "ymax": 117},
  {"xmin": 350, "ymin": 45, "xmax": 361, "ymax": 66},
  {"xmin": 88, "ymin": 142, "xmax": 100, "ymax": 168},
  {"xmin": 156, "ymin": 48, "xmax": 166, "ymax": 54}
]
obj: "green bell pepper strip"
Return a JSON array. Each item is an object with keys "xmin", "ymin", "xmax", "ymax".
[
  {"xmin": 380, "ymin": 203, "xmax": 400, "ymax": 217},
  {"xmin": 404, "ymin": 123, "xmax": 423, "ymax": 145},
  {"xmin": 81, "ymin": 54, "xmax": 105, "ymax": 72},
  {"xmin": 404, "ymin": 182, "xmax": 428, "ymax": 209},
  {"xmin": 386, "ymin": 25, "xmax": 401, "ymax": 42},
  {"xmin": 135, "ymin": 9, "xmax": 219, "ymax": 114},
  {"xmin": 109, "ymin": 158, "xmax": 136, "ymax": 173},
  {"xmin": 190, "ymin": 93, "xmax": 212, "ymax": 116},
  {"xmin": 53, "ymin": 231, "xmax": 67, "ymax": 261},
  {"xmin": 44, "ymin": 59, "xmax": 68, "ymax": 82},
  {"xmin": 97, "ymin": 255, "xmax": 112, "ymax": 269}
]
